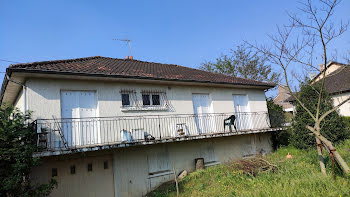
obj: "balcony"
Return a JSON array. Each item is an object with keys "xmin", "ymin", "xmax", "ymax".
[{"xmin": 32, "ymin": 112, "xmax": 278, "ymax": 156}]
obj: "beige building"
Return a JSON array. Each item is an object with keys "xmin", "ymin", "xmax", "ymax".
[
  {"xmin": 312, "ymin": 61, "xmax": 350, "ymax": 117},
  {"xmin": 1, "ymin": 56, "xmax": 279, "ymax": 197},
  {"xmin": 274, "ymin": 85, "xmax": 295, "ymax": 113},
  {"xmin": 274, "ymin": 61, "xmax": 350, "ymax": 117}
]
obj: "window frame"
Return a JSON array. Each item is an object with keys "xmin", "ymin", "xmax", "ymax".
[
  {"xmin": 120, "ymin": 90, "xmax": 137, "ymax": 108},
  {"xmin": 121, "ymin": 93, "xmax": 131, "ymax": 106},
  {"xmin": 142, "ymin": 93, "xmax": 162, "ymax": 107}
]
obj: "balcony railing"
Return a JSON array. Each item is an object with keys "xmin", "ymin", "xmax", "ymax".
[{"xmin": 32, "ymin": 112, "xmax": 271, "ymax": 151}]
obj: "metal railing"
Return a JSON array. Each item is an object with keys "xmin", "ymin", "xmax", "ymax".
[{"xmin": 32, "ymin": 112, "xmax": 271, "ymax": 151}]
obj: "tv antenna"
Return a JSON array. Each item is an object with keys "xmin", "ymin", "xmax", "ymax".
[{"xmin": 113, "ymin": 38, "xmax": 132, "ymax": 57}]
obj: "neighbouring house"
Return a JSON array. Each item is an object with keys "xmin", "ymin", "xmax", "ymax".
[
  {"xmin": 0, "ymin": 56, "xmax": 279, "ymax": 197},
  {"xmin": 274, "ymin": 85, "xmax": 295, "ymax": 114},
  {"xmin": 312, "ymin": 61, "xmax": 350, "ymax": 117},
  {"xmin": 273, "ymin": 85, "xmax": 295, "ymax": 124},
  {"xmin": 274, "ymin": 61, "xmax": 350, "ymax": 118}
]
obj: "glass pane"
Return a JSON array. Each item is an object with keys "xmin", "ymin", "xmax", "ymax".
[
  {"xmin": 122, "ymin": 94, "xmax": 130, "ymax": 106},
  {"xmin": 142, "ymin": 94, "xmax": 150, "ymax": 106},
  {"xmin": 152, "ymin": 94, "xmax": 160, "ymax": 105}
]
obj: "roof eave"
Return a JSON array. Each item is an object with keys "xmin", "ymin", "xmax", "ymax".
[
  {"xmin": 0, "ymin": 69, "xmax": 11, "ymax": 105},
  {"xmin": 6, "ymin": 68, "xmax": 275, "ymax": 88}
]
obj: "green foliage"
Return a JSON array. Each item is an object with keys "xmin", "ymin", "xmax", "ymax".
[
  {"xmin": 267, "ymin": 98, "xmax": 290, "ymax": 149},
  {"xmin": 290, "ymin": 82, "xmax": 350, "ymax": 149},
  {"xmin": 0, "ymin": 105, "xmax": 56, "ymax": 197},
  {"xmin": 344, "ymin": 116, "xmax": 350, "ymax": 133},
  {"xmin": 267, "ymin": 98, "xmax": 285, "ymax": 128},
  {"xmin": 148, "ymin": 140, "xmax": 350, "ymax": 197},
  {"xmin": 199, "ymin": 44, "xmax": 280, "ymax": 83}
]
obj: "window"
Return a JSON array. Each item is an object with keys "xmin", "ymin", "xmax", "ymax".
[
  {"xmin": 52, "ymin": 168, "xmax": 58, "ymax": 177},
  {"xmin": 88, "ymin": 163, "xmax": 92, "ymax": 172},
  {"xmin": 147, "ymin": 147, "xmax": 171, "ymax": 176},
  {"xmin": 142, "ymin": 94, "xmax": 151, "ymax": 105},
  {"xmin": 121, "ymin": 93, "xmax": 130, "ymax": 106},
  {"xmin": 152, "ymin": 95, "xmax": 160, "ymax": 105},
  {"xmin": 70, "ymin": 165, "xmax": 76, "ymax": 174},
  {"xmin": 142, "ymin": 94, "xmax": 161, "ymax": 106},
  {"xmin": 200, "ymin": 143, "xmax": 219, "ymax": 166},
  {"xmin": 120, "ymin": 90, "xmax": 136, "ymax": 108},
  {"xmin": 104, "ymin": 161, "xmax": 109, "ymax": 169}
]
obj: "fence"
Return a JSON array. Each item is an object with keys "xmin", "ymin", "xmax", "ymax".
[{"xmin": 32, "ymin": 112, "xmax": 271, "ymax": 151}]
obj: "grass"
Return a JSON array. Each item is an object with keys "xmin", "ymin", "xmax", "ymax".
[{"xmin": 147, "ymin": 139, "xmax": 350, "ymax": 197}]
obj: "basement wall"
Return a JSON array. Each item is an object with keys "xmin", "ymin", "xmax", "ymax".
[{"xmin": 31, "ymin": 132, "xmax": 272, "ymax": 197}]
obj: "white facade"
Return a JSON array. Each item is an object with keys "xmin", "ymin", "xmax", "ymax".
[
  {"xmin": 312, "ymin": 62, "xmax": 350, "ymax": 117},
  {"xmin": 23, "ymin": 78, "xmax": 268, "ymax": 120},
  {"xmin": 333, "ymin": 92, "xmax": 350, "ymax": 117},
  {"xmin": 15, "ymin": 76, "xmax": 274, "ymax": 197}
]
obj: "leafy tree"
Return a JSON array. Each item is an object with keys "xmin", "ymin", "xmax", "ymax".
[
  {"xmin": 290, "ymin": 82, "xmax": 349, "ymax": 150},
  {"xmin": 0, "ymin": 105, "xmax": 56, "ymax": 197},
  {"xmin": 267, "ymin": 98, "xmax": 290, "ymax": 149},
  {"xmin": 267, "ymin": 98, "xmax": 285, "ymax": 128},
  {"xmin": 250, "ymin": 0, "xmax": 350, "ymax": 175},
  {"xmin": 200, "ymin": 45, "xmax": 280, "ymax": 83}
]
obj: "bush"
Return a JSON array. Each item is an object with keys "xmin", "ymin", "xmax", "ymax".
[
  {"xmin": 266, "ymin": 98, "xmax": 285, "ymax": 128},
  {"xmin": 0, "ymin": 105, "xmax": 56, "ymax": 196},
  {"xmin": 266, "ymin": 98, "xmax": 290, "ymax": 149},
  {"xmin": 289, "ymin": 82, "xmax": 350, "ymax": 149},
  {"xmin": 344, "ymin": 116, "xmax": 350, "ymax": 130}
]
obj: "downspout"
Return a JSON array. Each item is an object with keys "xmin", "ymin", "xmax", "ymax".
[
  {"xmin": 6, "ymin": 74, "xmax": 27, "ymax": 114},
  {"xmin": 23, "ymin": 85, "xmax": 26, "ymax": 114}
]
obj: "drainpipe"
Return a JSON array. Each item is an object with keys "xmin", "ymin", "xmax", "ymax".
[
  {"xmin": 6, "ymin": 74, "xmax": 27, "ymax": 114},
  {"xmin": 23, "ymin": 85, "xmax": 26, "ymax": 114}
]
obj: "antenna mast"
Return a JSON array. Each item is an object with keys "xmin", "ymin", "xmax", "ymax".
[{"xmin": 113, "ymin": 38, "xmax": 132, "ymax": 58}]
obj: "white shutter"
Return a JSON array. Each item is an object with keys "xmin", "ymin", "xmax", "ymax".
[
  {"xmin": 192, "ymin": 94, "xmax": 215, "ymax": 134},
  {"xmin": 61, "ymin": 91, "xmax": 99, "ymax": 147},
  {"xmin": 233, "ymin": 95, "xmax": 252, "ymax": 130}
]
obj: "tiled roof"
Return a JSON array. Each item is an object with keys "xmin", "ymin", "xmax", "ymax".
[
  {"xmin": 323, "ymin": 65, "xmax": 350, "ymax": 94},
  {"xmin": 7, "ymin": 56, "xmax": 275, "ymax": 87}
]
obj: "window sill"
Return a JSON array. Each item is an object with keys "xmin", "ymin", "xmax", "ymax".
[
  {"xmin": 148, "ymin": 170, "xmax": 173, "ymax": 178},
  {"xmin": 120, "ymin": 106, "xmax": 168, "ymax": 112},
  {"xmin": 205, "ymin": 161, "xmax": 221, "ymax": 167}
]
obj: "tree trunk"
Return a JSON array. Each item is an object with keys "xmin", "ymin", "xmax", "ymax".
[
  {"xmin": 307, "ymin": 125, "xmax": 350, "ymax": 174},
  {"xmin": 316, "ymin": 137, "xmax": 327, "ymax": 175}
]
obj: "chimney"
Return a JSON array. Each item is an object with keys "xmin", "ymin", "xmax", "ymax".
[
  {"xmin": 129, "ymin": 56, "xmax": 133, "ymax": 60},
  {"xmin": 126, "ymin": 56, "xmax": 129, "ymax": 59},
  {"xmin": 319, "ymin": 64, "xmax": 325, "ymax": 72},
  {"xmin": 278, "ymin": 85, "xmax": 288, "ymax": 94}
]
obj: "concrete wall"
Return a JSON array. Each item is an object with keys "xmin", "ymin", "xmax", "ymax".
[
  {"xmin": 333, "ymin": 92, "xmax": 350, "ymax": 117},
  {"xmin": 31, "ymin": 154, "xmax": 115, "ymax": 197},
  {"xmin": 14, "ymin": 88, "xmax": 24, "ymax": 113},
  {"xmin": 31, "ymin": 132, "xmax": 272, "ymax": 197},
  {"xmin": 25, "ymin": 78, "xmax": 268, "ymax": 120}
]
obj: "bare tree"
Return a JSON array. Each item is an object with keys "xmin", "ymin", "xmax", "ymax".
[{"xmin": 248, "ymin": 0, "xmax": 349, "ymax": 175}]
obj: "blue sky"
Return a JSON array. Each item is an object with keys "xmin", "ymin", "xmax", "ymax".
[{"xmin": 1, "ymin": 0, "xmax": 349, "ymax": 97}]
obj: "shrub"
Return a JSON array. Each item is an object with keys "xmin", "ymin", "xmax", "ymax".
[
  {"xmin": 266, "ymin": 98, "xmax": 290, "ymax": 149},
  {"xmin": 289, "ymin": 82, "xmax": 350, "ymax": 149},
  {"xmin": 0, "ymin": 105, "xmax": 56, "ymax": 197}
]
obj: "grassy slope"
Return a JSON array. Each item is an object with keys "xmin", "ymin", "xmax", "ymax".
[{"xmin": 148, "ymin": 140, "xmax": 350, "ymax": 197}]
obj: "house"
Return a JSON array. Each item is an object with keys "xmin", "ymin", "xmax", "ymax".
[
  {"xmin": 274, "ymin": 85, "xmax": 295, "ymax": 114},
  {"xmin": 312, "ymin": 61, "xmax": 350, "ymax": 117},
  {"xmin": 0, "ymin": 56, "xmax": 279, "ymax": 197},
  {"xmin": 273, "ymin": 85, "xmax": 295, "ymax": 124},
  {"xmin": 274, "ymin": 61, "xmax": 350, "ymax": 118}
]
